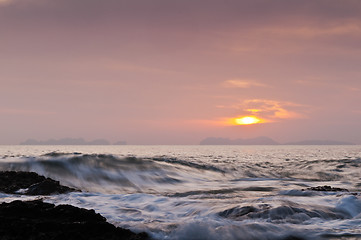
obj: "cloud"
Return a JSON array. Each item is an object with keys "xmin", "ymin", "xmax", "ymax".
[
  {"xmin": 223, "ymin": 79, "xmax": 269, "ymax": 88},
  {"xmin": 218, "ymin": 99, "xmax": 308, "ymax": 126},
  {"xmin": 242, "ymin": 99, "xmax": 307, "ymax": 121}
]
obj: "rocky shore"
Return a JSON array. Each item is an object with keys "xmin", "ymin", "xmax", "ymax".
[
  {"xmin": 0, "ymin": 171, "xmax": 77, "ymax": 195},
  {"xmin": 0, "ymin": 171, "xmax": 149, "ymax": 240}
]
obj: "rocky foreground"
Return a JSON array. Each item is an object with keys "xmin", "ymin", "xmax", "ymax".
[
  {"xmin": 0, "ymin": 171, "xmax": 77, "ymax": 195},
  {"xmin": 0, "ymin": 171, "xmax": 149, "ymax": 240}
]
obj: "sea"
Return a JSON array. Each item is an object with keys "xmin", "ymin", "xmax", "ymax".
[{"xmin": 0, "ymin": 145, "xmax": 360, "ymax": 240}]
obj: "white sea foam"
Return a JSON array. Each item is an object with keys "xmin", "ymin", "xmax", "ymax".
[{"xmin": 0, "ymin": 145, "xmax": 360, "ymax": 239}]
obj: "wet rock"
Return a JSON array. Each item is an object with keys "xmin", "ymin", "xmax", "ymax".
[
  {"xmin": 282, "ymin": 236, "xmax": 306, "ymax": 240},
  {"xmin": 219, "ymin": 206, "xmax": 258, "ymax": 218},
  {"xmin": 0, "ymin": 200, "xmax": 149, "ymax": 240},
  {"xmin": 0, "ymin": 171, "xmax": 78, "ymax": 195},
  {"xmin": 303, "ymin": 185, "xmax": 349, "ymax": 192},
  {"xmin": 26, "ymin": 178, "xmax": 76, "ymax": 195}
]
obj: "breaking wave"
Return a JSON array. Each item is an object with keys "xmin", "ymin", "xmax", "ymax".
[
  {"xmin": 1, "ymin": 146, "xmax": 361, "ymax": 240},
  {"xmin": 0, "ymin": 153, "xmax": 226, "ymax": 194}
]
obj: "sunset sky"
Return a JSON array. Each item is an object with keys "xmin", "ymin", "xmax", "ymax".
[{"xmin": 1, "ymin": 0, "xmax": 361, "ymax": 144}]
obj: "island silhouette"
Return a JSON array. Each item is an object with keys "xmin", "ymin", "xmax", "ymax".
[
  {"xmin": 20, "ymin": 138, "xmax": 126, "ymax": 145},
  {"xmin": 200, "ymin": 137, "xmax": 354, "ymax": 145}
]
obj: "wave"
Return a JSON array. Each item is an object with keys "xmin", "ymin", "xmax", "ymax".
[
  {"xmin": 219, "ymin": 195, "xmax": 361, "ymax": 224},
  {"xmin": 150, "ymin": 157, "xmax": 226, "ymax": 173},
  {"xmin": 1, "ymin": 152, "xmax": 360, "ymax": 194},
  {"xmin": 168, "ymin": 186, "xmax": 276, "ymax": 198},
  {"xmin": 0, "ymin": 153, "xmax": 226, "ymax": 194},
  {"xmin": 219, "ymin": 205, "xmax": 349, "ymax": 223},
  {"xmin": 168, "ymin": 187, "xmax": 242, "ymax": 198},
  {"xmin": 226, "ymin": 157, "xmax": 361, "ymax": 184},
  {"xmin": 167, "ymin": 221, "xmax": 312, "ymax": 240},
  {"xmin": 1, "ymin": 149, "xmax": 360, "ymax": 240},
  {"xmin": 42, "ymin": 152, "xmax": 82, "ymax": 157}
]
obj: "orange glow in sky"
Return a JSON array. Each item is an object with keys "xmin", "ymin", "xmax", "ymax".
[
  {"xmin": 1, "ymin": 0, "xmax": 361, "ymax": 145},
  {"xmin": 233, "ymin": 116, "xmax": 262, "ymax": 125}
]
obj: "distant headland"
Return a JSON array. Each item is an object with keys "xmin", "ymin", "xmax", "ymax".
[
  {"xmin": 200, "ymin": 137, "xmax": 355, "ymax": 145},
  {"xmin": 20, "ymin": 138, "xmax": 127, "ymax": 145},
  {"xmin": 18, "ymin": 137, "xmax": 355, "ymax": 145}
]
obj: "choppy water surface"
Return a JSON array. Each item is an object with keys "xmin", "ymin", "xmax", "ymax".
[{"xmin": 0, "ymin": 145, "xmax": 360, "ymax": 240}]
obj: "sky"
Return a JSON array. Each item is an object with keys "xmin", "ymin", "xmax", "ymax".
[{"xmin": 1, "ymin": 0, "xmax": 361, "ymax": 144}]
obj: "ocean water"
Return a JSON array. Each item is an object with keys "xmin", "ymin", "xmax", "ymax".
[{"xmin": 0, "ymin": 145, "xmax": 360, "ymax": 240}]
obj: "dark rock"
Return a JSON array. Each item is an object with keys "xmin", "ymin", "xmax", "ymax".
[
  {"xmin": 282, "ymin": 236, "xmax": 306, "ymax": 240},
  {"xmin": 0, "ymin": 171, "xmax": 78, "ymax": 195},
  {"xmin": 26, "ymin": 178, "xmax": 75, "ymax": 195},
  {"xmin": 302, "ymin": 185, "xmax": 349, "ymax": 192},
  {"xmin": 219, "ymin": 206, "xmax": 258, "ymax": 218},
  {"xmin": 0, "ymin": 200, "xmax": 149, "ymax": 240}
]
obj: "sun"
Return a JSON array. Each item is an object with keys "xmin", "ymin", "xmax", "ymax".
[{"xmin": 234, "ymin": 116, "xmax": 261, "ymax": 125}]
